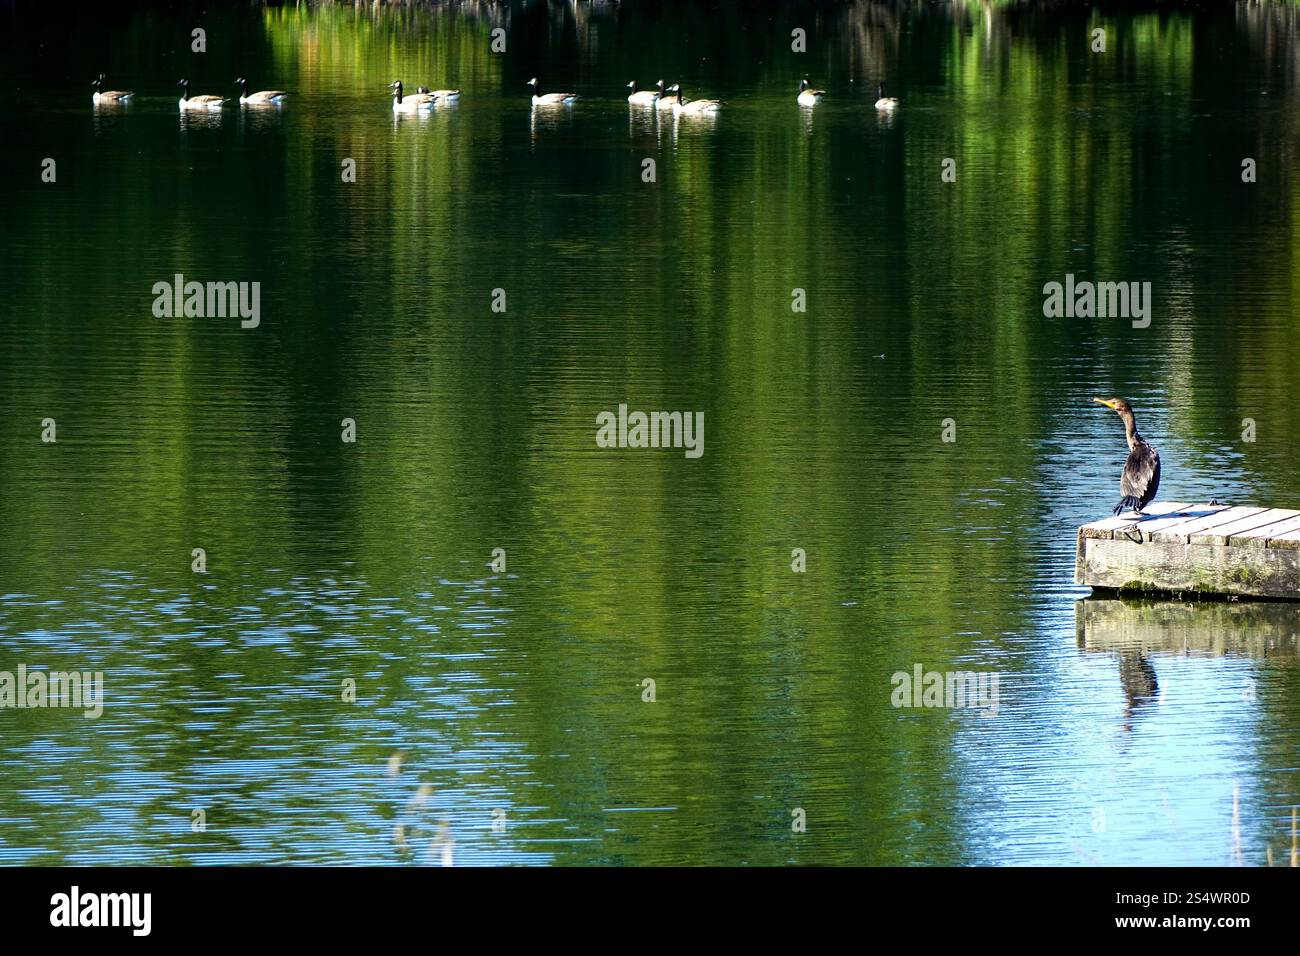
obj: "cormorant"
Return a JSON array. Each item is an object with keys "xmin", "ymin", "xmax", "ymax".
[{"xmin": 1094, "ymin": 397, "xmax": 1161, "ymax": 516}]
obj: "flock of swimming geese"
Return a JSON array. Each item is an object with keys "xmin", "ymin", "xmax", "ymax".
[{"xmin": 90, "ymin": 73, "xmax": 902, "ymax": 113}]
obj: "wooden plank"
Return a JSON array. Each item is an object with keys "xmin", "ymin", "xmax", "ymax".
[
  {"xmin": 1189, "ymin": 508, "xmax": 1299, "ymax": 546},
  {"xmin": 1126, "ymin": 504, "xmax": 1230, "ymax": 542},
  {"xmin": 1147, "ymin": 506, "xmax": 1265, "ymax": 544},
  {"xmin": 1228, "ymin": 513, "xmax": 1300, "ymax": 549},
  {"xmin": 1080, "ymin": 502, "xmax": 1193, "ymax": 540},
  {"xmin": 1268, "ymin": 529, "xmax": 1300, "ymax": 551}
]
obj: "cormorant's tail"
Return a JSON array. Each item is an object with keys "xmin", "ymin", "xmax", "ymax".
[{"xmin": 1112, "ymin": 495, "xmax": 1141, "ymax": 516}]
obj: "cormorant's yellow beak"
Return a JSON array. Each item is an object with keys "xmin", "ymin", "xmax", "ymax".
[{"xmin": 1093, "ymin": 397, "xmax": 1117, "ymax": 409}]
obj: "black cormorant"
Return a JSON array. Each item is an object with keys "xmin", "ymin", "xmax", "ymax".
[{"xmin": 1094, "ymin": 397, "xmax": 1161, "ymax": 516}]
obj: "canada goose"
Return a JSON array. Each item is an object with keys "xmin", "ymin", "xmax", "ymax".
[
  {"xmin": 626, "ymin": 80, "xmax": 661, "ymax": 106},
  {"xmin": 417, "ymin": 85, "xmax": 460, "ymax": 102},
  {"xmin": 874, "ymin": 82, "xmax": 899, "ymax": 111},
  {"xmin": 656, "ymin": 82, "xmax": 678, "ymax": 111},
  {"xmin": 234, "ymin": 78, "xmax": 288, "ymax": 106},
  {"xmin": 177, "ymin": 79, "xmax": 225, "ymax": 111},
  {"xmin": 91, "ymin": 74, "xmax": 132, "ymax": 105},
  {"xmin": 797, "ymin": 78, "xmax": 824, "ymax": 106},
  {"xmin": 672, "ymin": 85, "xmax": 722, "ymax": 115},
  {"xmin": 527, "ymin": 78, "xmax": 576, "ymax": 106},
  {"xmin": 389, "ymin": 80, "xmax": 436, "ymax": 113}
]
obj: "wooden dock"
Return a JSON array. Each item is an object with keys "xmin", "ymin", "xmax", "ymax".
[{"xmin": 1075, "ymin": 502, "xmax": 1300, "ymax": 599}]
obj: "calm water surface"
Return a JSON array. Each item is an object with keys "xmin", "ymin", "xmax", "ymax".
[{"xmin": 1, "ymin": 1, "xmax": 1298, "ymax": 865}]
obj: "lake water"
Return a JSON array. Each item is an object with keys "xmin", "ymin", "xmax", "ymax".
[{"xmin": 1, "ymin": 0, "xmax": 1297, "ymax": 866}]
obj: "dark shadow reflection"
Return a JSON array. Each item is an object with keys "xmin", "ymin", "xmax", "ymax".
[{"xmin": 1075, "ymin": 597, "xmax": 1300, "ymax": 730}]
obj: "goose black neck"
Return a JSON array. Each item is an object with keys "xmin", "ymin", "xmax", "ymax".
[{"xmin": 394, "ymin": 81, "xmax": 403, "ymax": 103}]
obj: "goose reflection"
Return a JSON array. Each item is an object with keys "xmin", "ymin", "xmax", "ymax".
[
  {"xmin": 179, "ymin": 110, "xmax": 223, "ymax": 132},
  {"xmin": 529, "ymin": 102, "xmax": 575, "ymax": 146},
  {"xmin": 236, "ymin": 106, "xmax": 284, "ymax": 135}
]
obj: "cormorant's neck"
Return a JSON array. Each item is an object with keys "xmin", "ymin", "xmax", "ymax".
[{"xmin": 1122, "ymin": 413, "xmax": 1140, "ymax": 449}]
